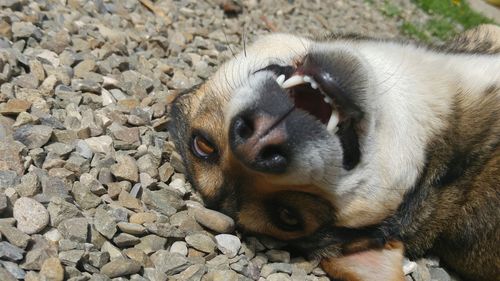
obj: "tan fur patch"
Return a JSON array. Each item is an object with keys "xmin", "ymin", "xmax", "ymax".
[{"xmin": 321, "ymin": 241, "xmax": 405, "ymax": 281}]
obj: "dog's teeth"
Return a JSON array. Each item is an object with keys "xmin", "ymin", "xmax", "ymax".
[
  {"xmin": 327, "ymin": 110, "xmax": 339, "ymax": 133},
  {"xmin": 303, "ymin": 75, "xmax": 319, "ymax": 89},
  {"xmin": 282, "ymin": 75, "xmax": 305, "ymax": 89},
  {"xmin": 276, "ymin": 74, "xmax": 286, "ymax": 86},
  {"xmin": 323, "ymin": 96, "xmax": 333, "ymax": 104}
]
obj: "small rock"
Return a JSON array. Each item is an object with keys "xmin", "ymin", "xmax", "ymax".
[
  {"xmin": 75, "ymin": 140, "xmax": 93, "ymax": 159},
  {"xmin": 15, "ymin": 173, "xmax": 40, "ymax": 197},
  {"xmin": 204, "ymin": 269, "xmax": 239, "ymax": 281},
  {"xmin": 0, "ymin": 99, "xmax": 31, "ymax": 115},
  {"xmin": 219, "ymin": 237, "xmax": 242, "ymax": 258},
  {"xmin": 13, "ymin": 125, "xmax": 53, "ymax": 149},
  {"xmin": 0, "ymin": 260, "xmax": 25, "ymax": 279},
  {"xmin": 40, "ymin": 257, "xmax": 64, "ymax": 281},
  {"xmin": 101, "ymin": 241, "xmax": 124, "ymax": 260},
  {"xmin": 94, "ymin": 207, "xmax": 117, "ymax": 239},
  {"xmin": 260, "ymin": 263, "xmax": 293, "ymax": 277},
  {"xmin": 172, "ymin": 264, "xmax": 206, "ymax": 281},
  {"xmin": 0, "ymin": 267, "xmax": 16, "ymax": 281},
  {"xmin": 123, "ymin": 248, "xmax": 151, "ymax": 267},
  {"xmin": 185, "ymin": 233, "xmax": 216, "ymax": 253},
  {"xmin": 84, "ymin": 136, "xmax": 113, "ymax": 154},
  {"xmin": 0, "ymin": 223, "xmax": 31, "ymax": 249},
  {"xmin": 150, "ymin": 250, "xmax": 189, "ymax": 275},
  {"xmin": 57, "ymin": 217, "xmax": 88, "ymax": 243},
  {"xmin": 117, "ymin": 222, "xmax": 147, "ymax": 236},
  {"xmin": 100, "ymin": 259, "xmax": 141, "ymax": 278},
  {"xmin": 111, "ymin": 154, "xmax": 139, "ymax": 182},
  {"xmin": 13, "ymin": 197, "xmax": 50, "ymax": 234},
  {"xmin": 74, "ymin": 60, "xmax": 96, "ymax": 78},
  {"xmin": 158, "ymin": 162, "xmax": 174, "ymax": 182},
  {"xmin": 267, "ymin": 273, "xmax": 292, "ymax": 281},
  {"xmin": 44, "ymin": 228, "xmax": 63, "ymax": 243},
  {"xmin": 0, "ymin": 241, "xmax": 24, "ymax": 261},
  {"xmin": 88, "ymin": 251, "xmax": 110, "ymax": 269},
  {"xmin": 47, "ymin": 197, "xmax": 81, "ymax": 227},
  {"xmin": 194, "ymin": 207, "xmax": 235, "ymax": 233},
  {"xmin": 129, "ymin": 212, "xmax": 156, "ymax": 225},
  {"xmin": 134, "ymin": 234, "xmax": 167, "ymax": 255},
  {"xmin": 266, "ymin": 250, "xmax": 291, "ymax": 263},
  {"xmin": 113, "ymin": 233, "xmax": 140, "ymax": 247},
  {"xmin": 12, "ymin": 22, "xmax": 41, "ymax": 39},
  {"xmin": 142, "ymin": 188, "xmax": 184, "ymax": 216},
  {"xmin": 118, "ymin": 190, "xmax": 142, "ymax": 210},
  {"xmin": 169, "ymin": 241, "xmax": 188, "ymax": 256},
  {"xmin": 58, "ymin": 249, "xmax": 84, "ymax": 266},
  {"xmin": 72, "ymin": 181, "xmax": 101, "ymax": 210}
]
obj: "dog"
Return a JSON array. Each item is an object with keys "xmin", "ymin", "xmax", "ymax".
[{"xmin": 168, "ymin": 24, "xmax": 500, "ymax": 281}]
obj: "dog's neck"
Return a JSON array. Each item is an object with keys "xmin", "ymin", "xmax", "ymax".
[{"xmin": 330, "ymin": 42, "xmax": 500, "ymax": 228}]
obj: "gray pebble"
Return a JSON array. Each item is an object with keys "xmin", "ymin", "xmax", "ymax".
[
  {"xmin": 193, "ymin": 206, "xmax": 235, "ymax": 234},
  {"xmin": 100, "ymin": 259, "xmax": 141, "ymax": 278},
  {"xmin": 13, "ymin": 125, "xmax": 52, "ymax": 149},
  {"xmin": 0, "ymin": 241, "xmax": 25, "ymax": 261},
  {"xmin": 134, "ymin": 234, "xmax": 167, "ymax": 255},
  {"xmin": 150, "ymin": 250, "xmax": 190, "ymax": 275},
  {"xmin": 57, "ymin": 218, "xmax": 88, "ymax": 243},
  {"xmin": 185, "ymin": 232, "xmax": 216, "ymax": 253}
]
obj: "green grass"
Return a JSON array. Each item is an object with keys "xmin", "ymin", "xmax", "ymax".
[
  {"xmin": 380, "ymin": 1, "xmax": 402, "ymax": 18},
  {"xmin": 376, "ymin": 0, "xmax": 497, "ymax": 42},
  {"xmin": 414, "ymin": 0, "xmax": 494, "ymax": 29}
]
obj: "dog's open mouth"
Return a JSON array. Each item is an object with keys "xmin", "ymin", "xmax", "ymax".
[
  {"xmin": 258, "ymin": 64, "xmax": 343, "ymax": 134},
  {"xmin": 278, "ymin": 74, "xmax": 340, "ymax": 134},
  {"xmin": 258, "ymin": 63, "xmax": 362, "ymax": 170}
]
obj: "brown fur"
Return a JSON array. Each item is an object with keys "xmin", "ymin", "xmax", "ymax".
[{"xmin": 168, "ymin": 26, "xmax": 500, "ymax": 281}]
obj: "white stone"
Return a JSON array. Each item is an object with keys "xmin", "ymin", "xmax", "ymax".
[
  {"xmin": 13, "ymin": 197, "xmax": 49, "ymax": 234},
  {"xmin": 215, "ymin": 234, "xmax": 241, "ymax": 258},
  {"xmin": 170, "ymin": 241, "xmax": 188, "ymax": 256},
  {"xmin": 84, "ymin": 136, "xmax": 113, "ymax": 154},
  {"xmin": 44, "ymin": 228, "xmax": 63, "ymax": 242}
]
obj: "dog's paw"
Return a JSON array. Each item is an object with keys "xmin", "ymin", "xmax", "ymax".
[{"xmin": 320, "ymin": 241, "xmax": 405, "ymax": 281}]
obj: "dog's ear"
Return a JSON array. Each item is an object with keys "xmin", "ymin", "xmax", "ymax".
[{"xmin": 320, "ymin": 241, "xmax": 405, "ymax": 281}]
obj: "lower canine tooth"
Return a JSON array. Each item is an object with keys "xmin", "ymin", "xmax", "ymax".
[
  {"xmin": 327, "ymin": 111, "xmax": 339, "ymax": 133},
  {"xmin": 282, "ymin": 75, "xmax": 305, "ymax": 89},
  {"xmin": 276, "ymin": 74, "xmax": 286, "ymax": 86}
]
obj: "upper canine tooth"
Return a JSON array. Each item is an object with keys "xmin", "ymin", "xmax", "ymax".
[
  {"xmin": 276, "ymin": 74, "xmax": 286, "ymax": 86},
  {"xmin": 327, "ymin": 110, "xmax": 340, "ymax": 133},
  {"xmin": 282, "ymin": 75, "xmax": 305, "ymax": 89},
  {"xmin": 303, "ymin": 75, "xmax": 319, "ymax": 89}
]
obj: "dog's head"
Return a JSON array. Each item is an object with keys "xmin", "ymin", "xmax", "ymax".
[{"xmin": 169, "ymin": 33, "xmax": 445, "ymax": 252}]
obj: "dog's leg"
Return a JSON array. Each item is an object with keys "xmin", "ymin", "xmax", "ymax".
[{"xmin": 320, "ymin": 241, "xmax": 405, "ymax": 281}]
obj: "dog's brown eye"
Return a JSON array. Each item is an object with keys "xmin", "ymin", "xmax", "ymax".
[
  {"xmin": 278, "ymin": 207, "xmax": 300, "ymax": 227},
  {"xmin": 192, "ymin": 135, "xmax": 216, "ymax": 159}
]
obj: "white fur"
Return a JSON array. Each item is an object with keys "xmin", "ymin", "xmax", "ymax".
[{"xmin": 213, "ymin": 33, "xmax": 500, "ymax": 227}]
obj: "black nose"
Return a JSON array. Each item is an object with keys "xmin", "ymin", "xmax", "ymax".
[{"xmin": 230, "ymin": 113, "xmax": 288, "ymax": 173}]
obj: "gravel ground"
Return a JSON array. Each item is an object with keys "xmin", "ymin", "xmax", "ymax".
[{"xmin": 0, "ymin": 0, "xmax": 462, "ymax": 280}]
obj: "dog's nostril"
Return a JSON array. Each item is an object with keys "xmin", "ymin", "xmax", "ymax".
[
  {"xmin": 258, "ymin": 145, "xmax": 287, "ymax": 173},
  {"xmin": 234, "ymin": 116, "xmax": 254, "ymax": 140}
]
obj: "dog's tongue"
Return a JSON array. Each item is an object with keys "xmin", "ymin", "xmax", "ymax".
[{"xmin": 320, "ymin": 241, "xmax": 406, "ymax": 281}]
